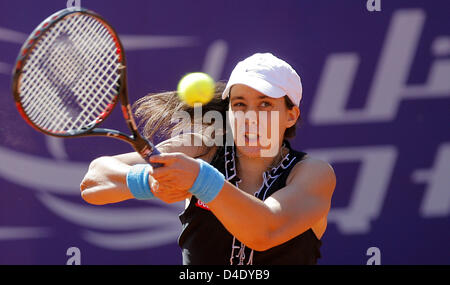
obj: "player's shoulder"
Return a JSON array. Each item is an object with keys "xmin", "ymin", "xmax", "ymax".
[
  {"xmin": 298, "ymin": 155, "xmax": 334, "ymax": 170},
  {"xmin": 287, "ymin": 155, "xmax": 336, "ymax": 188}
]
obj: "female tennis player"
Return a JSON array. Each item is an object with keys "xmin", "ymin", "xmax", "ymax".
[{"xmin": 80, "ymin": 53, "xmax": 336, "ymax": 265}]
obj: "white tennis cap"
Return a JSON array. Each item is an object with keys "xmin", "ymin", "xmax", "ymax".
[{"xmin": 222, "ymin": 53, "xmax": 302, "ymax": 106}]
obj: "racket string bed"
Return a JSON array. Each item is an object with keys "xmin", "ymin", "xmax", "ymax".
[
  {"xmin": 21, "ymin": 16, "xmax": 88, "ymax": 106},
  {"xmin": 21, "ymin": 15, "xmax": 95, "ymax": 130},
  {"xmin": 56, "ymin": 34, "xmax": 119, "ymax": 129},
  {"xmin": 20, "ymin": 16, "xmax": 87, "ymax": 111},
  {"xmin": 64, "ymin": 16, "xmax": 120, "ymax": 130},
  {"xmin": 19, "ymin": 13, "xmax": 120, "ymax": 133},
  {"xmin": 64, "ymin": 16, "xmax": 120, "ymax": 125},
  {"xmin": 29, "ymin": 15, "xmax": 118, "ymax": 131}
]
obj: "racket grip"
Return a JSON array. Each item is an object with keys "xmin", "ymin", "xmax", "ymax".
[
  {"xmin": 135, "ymin": 136, "xmax": 163, "ymax": 168},
  {"xmin": 147, "ymin": 148, "xmax": 163, "ymax": 168}
]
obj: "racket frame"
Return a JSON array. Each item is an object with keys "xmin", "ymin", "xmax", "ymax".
[{"xmin": 12, "ymin": 7, "xmax": 160, "ymax": 161}]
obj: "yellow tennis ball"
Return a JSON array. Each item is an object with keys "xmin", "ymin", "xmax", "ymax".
[{"xmin": 177, "ymin": 72, "xmax": 215, "ymax": 107}]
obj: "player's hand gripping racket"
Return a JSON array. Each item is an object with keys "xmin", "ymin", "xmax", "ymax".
[{"xmin": 12, "ymin": 7, "xmax": 162, "ymax": 167}]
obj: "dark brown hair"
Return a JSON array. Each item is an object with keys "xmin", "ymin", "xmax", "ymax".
[
  {"xmin": 133, "ymin": 82, "xmax": 228, "ymax": 141},
  {"xmin": 133, "ymin": 81, "xmax": 299, "ymax": 142}
]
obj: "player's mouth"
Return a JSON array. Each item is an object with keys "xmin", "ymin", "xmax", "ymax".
[{"xmin": 244, "ymin": 133, "xmax": 259, "ymax": 145}]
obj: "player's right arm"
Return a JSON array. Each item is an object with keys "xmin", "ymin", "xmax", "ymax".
[{"xmin": 80, "ymin": 133, "xmax": 215, "ymax": 205}]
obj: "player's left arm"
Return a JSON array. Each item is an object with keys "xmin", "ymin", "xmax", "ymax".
[
  {"xmin": 150, "ymin": 154, "xmax": 336, "ymax": 251},
  {"xmin": 207, "ymin": 157, "xmax": 336, "ymax": 251}
]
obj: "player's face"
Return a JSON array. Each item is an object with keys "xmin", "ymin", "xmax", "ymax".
[{"xmin": 228, "ymin": 84, "xmax": 299, "ymax": 158}]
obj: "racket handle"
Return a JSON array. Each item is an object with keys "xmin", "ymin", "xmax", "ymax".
[
  {"xmin": 134, "ymin": 137, "xmax": 163, "ymax": 168},
  {"xmin": 147, "ymin": 148, "xmax": 163, "ymax": 168}
]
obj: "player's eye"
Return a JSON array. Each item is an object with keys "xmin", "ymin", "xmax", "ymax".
[
  {"xmin": 260, "ymin": 101, "xmax": 272, "ymax": 108},
  {"xmin": 232, "ymin": 102, "xmax": 246, "ymax": 107}
]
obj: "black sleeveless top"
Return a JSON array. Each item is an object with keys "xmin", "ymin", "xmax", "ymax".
[{"xmin": 178, "ymin": 141, "xmax": 322, "ymax": 265}]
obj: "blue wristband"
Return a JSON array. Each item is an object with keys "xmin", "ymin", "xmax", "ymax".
[
  {"xmin": 126, "ymin": 164, "xmax": 155, "ymax": 200},
  {"xmin": 189, "ymin": 159, "xmax": 225, "ymax": 203}
]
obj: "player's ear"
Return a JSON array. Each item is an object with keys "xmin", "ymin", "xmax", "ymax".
[{"xmin": 285, "ymin": 105, "xmax": 300, "ymax": 128}]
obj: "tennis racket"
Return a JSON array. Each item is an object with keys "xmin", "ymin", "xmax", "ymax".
[{"xmin": 11, "ymin": 7, "xmax": 162, "ymax": 167}]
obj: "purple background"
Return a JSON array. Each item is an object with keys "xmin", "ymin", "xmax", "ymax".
[{"xmin": 0, "ymin": 0, "xmax": 449, "ymax": 265}]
